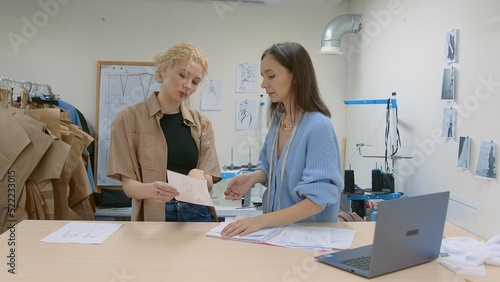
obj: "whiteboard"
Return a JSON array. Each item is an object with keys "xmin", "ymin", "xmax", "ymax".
[{"xmin": 95, "ymin": 61, "xmax": 161, "ymax": 188}]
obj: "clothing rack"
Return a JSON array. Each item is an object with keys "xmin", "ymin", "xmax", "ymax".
[
  {"xmin": 1, "ymin": 77, "xmax": 54, "ymax": 96},
  {"xmin": 1, "ymin": 84, "xmax": 96, "ymax": 233},
  {"xmin": 0, "ymin": 77, "xmax": 29, "ymax": 91},
  {"xmin": 1, "ymin": 77, "xmax": 56, "ymax": 108}
]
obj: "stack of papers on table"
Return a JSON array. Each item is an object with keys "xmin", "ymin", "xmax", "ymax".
[
  {"xmin": 264, "ymin": 224, "xmax": 357, "ymax": 251},
  {"xmin": 207, "ymin": 217, "xmax": 356, "ymax": 251},
  {"xmin": 207, "ymin": 222, "xmax": 284, "ymax": 244}
]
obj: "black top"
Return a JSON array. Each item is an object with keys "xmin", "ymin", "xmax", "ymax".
[{"xmin": 160, "ymin": 112, "xmax": 198, "ymax": 176}]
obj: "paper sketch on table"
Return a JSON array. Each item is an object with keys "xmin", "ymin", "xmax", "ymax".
[
  {"xmin": 40, "ymin": 222, "xmax": 123, "ymax": 244},
  {"xmin": 236, "ymin": 99, "xmax": 257, "ymax": 130},
  {"xmin": 442, "ymin": 107, "xmax": 456, "ymax": 139},
  {"xmin": 236, "ymin": 62, "xmax": 258, "ymax": 93},
  {"xmin": 201, "ymin": 79, "xmax": 223, "ymax": 110},
  {"xmin": 167, "ymin": 170, "xmax": 214, "ymax": 206},
  {"xmin": 475, "ymin": 140, "xmax": 496, "ymax": 180}
]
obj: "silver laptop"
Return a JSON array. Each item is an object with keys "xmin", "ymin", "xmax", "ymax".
[{"xmin": 315, "ymin": 191, "xmax": 450, "ymax": 278}]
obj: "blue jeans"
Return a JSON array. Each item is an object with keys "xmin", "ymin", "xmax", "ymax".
[{"xmin": 165, "ymin": 200, "xmax": 211, "ymax": 222}]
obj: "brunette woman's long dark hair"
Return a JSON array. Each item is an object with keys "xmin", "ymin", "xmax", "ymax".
[{"xmin": 261, "ymin": 42, "xmax": 331, "ymax": 124}]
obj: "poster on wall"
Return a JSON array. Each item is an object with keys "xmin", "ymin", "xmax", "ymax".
[
  {"xmin": 474, "ymin": 140, "xmax": 496, "ymax": 180},
  {"xmin": 201, "ymin": 79, "xmax": 223, "ymax": 111},
  {"xmin": 441, "ymin": 67, "xmax": 455, "ymax": 100},
  {"xmin": 457, "ymin": 136, "xmax": 470, "ymax": 169},
  {"xmin": 442, "ymin": 107, "xmax": 456, "ymax": 139},
  {"xmin": 235, "ymin": 99, "xmax": 257, "ymax": 130},
  {"xmin": 236, "ymin": 62, "xmax": 258, "ymax": 93},
  {"xmin": 444, "ymin": 28, "xmax": 457, "ymax": 64}
]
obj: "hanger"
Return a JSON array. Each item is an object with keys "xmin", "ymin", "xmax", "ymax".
[
  {"xmin": 0, "ymin": 77, "xmax": 58, "ymax": 107},
  {"xmin": 30, "ymin": 82, "xmax": 53, "ymax": 98},
  {"xmin": 0, "ymin": 77, "xmax": 15, "ymax": 90}
]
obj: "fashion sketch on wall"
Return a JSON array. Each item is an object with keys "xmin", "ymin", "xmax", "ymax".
[
  {"xmin": 475, "ymin": 140, "xmax": 496, "ymax": 180},
  {"xmin": 441, "ymin": 67, "xmax": 455, "ymax": 100},
  {"xmin": 444, "ymin": 29, "xmax": 457, "ymax": 64},
  {"xmin": 457, "ymin": 136, "xmax": 470, "ymax": 169},
  {"xmin": 235, "ymin": 99, "xmax": 257, "ymax": 130},
  {"xmin": 442, "ymin": 107, "xmax": 456, "ymax": 139},
  {"xmin": 236, "ymin": 62, "xmax": 258, "ymax": 93},
  {"xmin": 201, "ymin": 79, "xmax": 223, "ymax": 111}
]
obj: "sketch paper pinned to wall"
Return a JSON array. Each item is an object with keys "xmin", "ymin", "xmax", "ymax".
[
  {"xmin": 457, "ymin": 136, "xmax": 470, "ymax": 169},
  {"xmin": 201, "ymin": 79, "xmax": 223, "ymax": 110},
  {"xmin": 40, "ymin": 222, "xmax": 123, "ymax": 244},
  {"xmin": 236, "ymin": 62, "xmax": 258, "ymax": 93},
  {"xmin": 441, "ymin": 67, "xmax": 455, "ymax": 100},
  {"xmin": 96, "ymin": 62, "xmax": 160, "ymax": 187},
  {"xmin": 444, "ymin": 29, "xmax": 457, "ymax": 63},
  {"xmin": 475, "ymin": 140, "xmax": 496, "ymax": 180},
  {"xmin": 442, "ymin": 107, "xmax": 456, "ymax": 139},
  {"xmin": 236, "ymin": 99, "xmax": 257, "ymax": 130}
]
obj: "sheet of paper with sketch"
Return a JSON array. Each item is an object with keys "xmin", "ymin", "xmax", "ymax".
[{"xmin": 166, "ymin": 170, "xmax": 215, "ymax": 207}]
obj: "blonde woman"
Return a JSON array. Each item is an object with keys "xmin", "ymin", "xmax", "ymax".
[{"xmin": 107, "ymin": 43, "xmax": 221, "ymax": 222}]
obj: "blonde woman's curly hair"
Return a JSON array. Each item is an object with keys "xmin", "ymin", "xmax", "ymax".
[{"xmin": 154, "ymin": 43, "xmax": 208, "ymax": 83}]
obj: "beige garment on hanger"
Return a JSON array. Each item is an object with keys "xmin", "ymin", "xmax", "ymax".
[
  {"xmin": 20, "ymin": 89, "xmax": 29, "ymax": 109},
  {"xmin": 25, "ymin": 108, "xmax": 62, "ymax": 139},
  {"xmin": 0, "ymin": 108, "xmax": 53, "ymax": 233},
  {"xmin": 0, "ymin": 107, "xmax": 95, "ymax": 233},
  {"xmin": 0, "ymin": 88, "xmax": 13, "ymax": 108},
  {"xmin": 29, "ymin": 136, "xmax": 70, "ymax": 220}
]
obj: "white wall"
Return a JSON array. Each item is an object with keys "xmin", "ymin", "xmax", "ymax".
[
  {"xmin": 344, "ymin": 0, "xmax": 500, "ymax": 239},
  {"xmin": 3, "ymin": 0, "xmax": 499, "ymax": 239},
  {"xmin": 0, "ymin": 0, "xmax": 348, "ymax": 167}
]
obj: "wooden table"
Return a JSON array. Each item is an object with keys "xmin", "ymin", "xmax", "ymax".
[{"xmin": 1, "ymin": 220, "xmax": 497, "ymax": 281}]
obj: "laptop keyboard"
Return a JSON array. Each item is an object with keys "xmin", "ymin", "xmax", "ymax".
[{"xmin": 340, "ymin": 255, "xmax": 371, "ymax": 271}]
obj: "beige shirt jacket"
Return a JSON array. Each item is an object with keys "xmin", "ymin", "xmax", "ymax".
[{"xmin": 106, "ymin": 92, "xmax": 222, "ymax": 222}]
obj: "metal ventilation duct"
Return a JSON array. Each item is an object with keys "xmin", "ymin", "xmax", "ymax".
[{"xmin": 320, "ymin": 14, "xmax": 363, "ymax": 55}]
